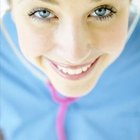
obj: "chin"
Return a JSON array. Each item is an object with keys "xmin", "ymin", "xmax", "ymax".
[
  {"xmin": 58, "ymin": 88, "xmax": 91, "ymax": 98},
  {"xmin": 49, "ymin": 79, "xmax": 98, "ymax": 98},
  {"xmin": 55, "ymin": 89, "xmax": 92, "ymax": 98}
]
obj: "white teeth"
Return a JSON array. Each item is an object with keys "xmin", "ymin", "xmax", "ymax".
[
  {"xmin": 82, "ymin": 66, "xmax": 88, "ymax": 72},
  {"xmin": 75, "ymin": 69, "xmax": 83, "ymax": 74},
  {"xmin": 68, "ymin": 69, "xmax": 81, "ymax": 75},
  {"xmin": 57, "ymin": 66, "xmax": 68, "ymax": 74},
  {"xmin": 56, "ymin": 64, "xmax": 92, "ymax": 75},
  {"xmin": 61, "ymin": 68, "xmax": 68, "ymax": 74},
  {"xmin": 82, "ymin": 64, "xmax": 91, "ymax": 72},
  {"xmin": 58, "ymin": 66, "xmax": 62, "ymax": 70}
]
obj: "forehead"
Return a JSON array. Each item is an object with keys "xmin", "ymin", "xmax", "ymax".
[
  {"xmin": 14, "ymin": 0, "xmax": 129, "ymax": 9},
  {"xmin": 18, "ymin": 0, "xmax": 103, "ymax": 2},
  {"xmin": 17, "ymin": 0, "xmax": 110, "ymax": 4}
]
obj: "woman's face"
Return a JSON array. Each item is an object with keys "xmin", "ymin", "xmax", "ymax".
[{"xmin": 12, "ymin": 0, "xmax": 130, "ymax": 97}]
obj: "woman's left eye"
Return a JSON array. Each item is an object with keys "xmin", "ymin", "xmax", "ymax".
[{"xmin": 89, "ymin": 6, "xmax": 117, "ymax": 20}]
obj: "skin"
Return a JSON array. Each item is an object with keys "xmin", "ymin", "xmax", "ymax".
[{"xmin": 10, "ymin": 0, "xmax": 130, "ymax": 97}]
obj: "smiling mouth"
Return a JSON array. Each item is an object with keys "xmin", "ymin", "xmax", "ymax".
[{"xmin": 45, "ymin": 56, "xmax": 100, "ymax": 80}]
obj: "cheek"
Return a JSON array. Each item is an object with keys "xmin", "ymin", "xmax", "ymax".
[
  {"xmin": 94, "ymin": 17, "xmax": 128, "ymax": 58},
  {"xmin": 16, "ymin": 25, "xmax": 54, "ymax": 58},
  {"xmin": 101, "ymin": 24, "xmax": 127, "ymax": 54}
]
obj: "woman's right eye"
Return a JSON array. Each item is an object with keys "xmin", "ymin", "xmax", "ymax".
[{"xmin": 28, "ymin": 8, "xmax": 56, "ymax": 21}]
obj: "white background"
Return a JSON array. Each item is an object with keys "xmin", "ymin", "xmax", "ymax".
[{"xmin": 1, "ymin": 0, "xmax": 140, "ymax": 17}]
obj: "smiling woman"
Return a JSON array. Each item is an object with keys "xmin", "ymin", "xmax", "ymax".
[
  {"xmin": 0, "ymin": 0, "xmax": 140, "ymax": 140},
  {"xmin": 11, "ymin": 0, "xmax": 131, "ymax": 97}
]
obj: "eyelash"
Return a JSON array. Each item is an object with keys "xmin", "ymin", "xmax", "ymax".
[
  {"xmin": 89, "ymin": 5, "xmax": 117, "ymax": 21},
  {"xmin": 28, "ymin": 5, "xmax": 117, "ymax": 23},
  {"xmin": 28, "ymin": 8, "xmax": 56, "ymax": 23}
]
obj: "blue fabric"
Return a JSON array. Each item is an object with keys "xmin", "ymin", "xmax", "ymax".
[{"xmin": 1, "ymin": 12, "xmax": 140, "ymax": 140}]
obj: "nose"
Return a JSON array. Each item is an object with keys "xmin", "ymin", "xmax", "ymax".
[{"xmin": 53, "ymin": 19, "xmax": 93, "ymax": 64}]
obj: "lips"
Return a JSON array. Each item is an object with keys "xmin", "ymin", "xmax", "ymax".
[{"xmin": 45, "ymin": 57, "xmax": 100, "ymax": 80}]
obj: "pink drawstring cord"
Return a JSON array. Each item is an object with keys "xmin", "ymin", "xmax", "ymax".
[{"xmin": 48, "ymin": 82, "xmax": 78, "ymax": 140}]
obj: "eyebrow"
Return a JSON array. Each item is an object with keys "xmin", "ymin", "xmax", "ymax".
[
  {"xmin": 35, "ymin": 0, "xmax": 59, "ymax": 4},
  {"xmin": 18, "ymin": 0, "xmax": 58, "ymax": 4}
]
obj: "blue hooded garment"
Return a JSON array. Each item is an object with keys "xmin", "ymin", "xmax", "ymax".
[{"xmin": 0, "ymin": 7, "xmax": 140, "ymax": 140}]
